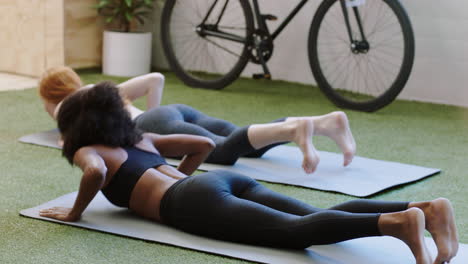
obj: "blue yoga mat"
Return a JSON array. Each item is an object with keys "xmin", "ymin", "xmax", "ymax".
[
  {"xmin": 21, "ymin": 192, "xmax": 467, "ymax": 264},
  {"xmin": 19, "ymin": 129, "xmax": 440, "ymax": 197}
]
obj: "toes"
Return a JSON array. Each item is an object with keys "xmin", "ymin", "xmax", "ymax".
[
  {"xmin": 303, "ymin": 155, "xmax": 319, "ymax": 174},
  {"xmin": 434, "ymin": 256, "xmax": 446, "ymax": 264},
  {"xmin": 302, "ymin": 161, "xmax": 316, "ymax": 174},
  {"xmin": 434, "ymin": 247, "xmax": 455, "ymax": 264},
  {"xmin": 343, "ymin": 151, "xmax": 354, "ymax": 167},
  {"xmin": 302, "ymin": 165, "xmax": 313, "ymax": 174},
  {"xmin": 343, "ymin": 151, "xmax": 354, "ymax": 166}
]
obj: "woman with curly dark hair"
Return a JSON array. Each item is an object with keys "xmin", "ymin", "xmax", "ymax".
[{"xmin": 39, "ymin": 82, "xmax": 458, "ymax": 264}]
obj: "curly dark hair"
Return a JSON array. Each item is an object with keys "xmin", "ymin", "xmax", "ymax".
[{"xmin": 57, "ymin": 81, "xmax": 142, "ymax": 164}]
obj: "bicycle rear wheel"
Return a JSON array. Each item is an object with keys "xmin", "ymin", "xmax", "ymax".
[
  {"xmin": 308, "ymin": 0, "xmax": 415, "ymax": 112},
  {"xmin": 161, "ymin": 0, "xmax": 254, "ymax": 89}
]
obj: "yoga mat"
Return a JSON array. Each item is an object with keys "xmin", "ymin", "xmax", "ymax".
[
  {"xmin": 19, "ymin": 129, "xmax": 440, "ymax": 197},
  {"xmin": 20, "ymin": 192, "xmax": 468, "ymax": 264}
]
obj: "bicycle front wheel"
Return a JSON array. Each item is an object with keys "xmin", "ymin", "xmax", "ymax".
[
  {"xmin": 309, "ymin": 0, "xmax": 415, "ymax": 112},
  {"xmin": 161, "ymin": 0, "xmax": 254, "ymax": 89}
]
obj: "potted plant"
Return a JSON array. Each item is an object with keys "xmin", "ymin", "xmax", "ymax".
[{"xmin": 96, "ymin": 0, "xmax": 155, "ymax": 77}]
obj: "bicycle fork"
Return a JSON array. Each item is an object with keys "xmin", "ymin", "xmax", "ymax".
[
  {"xmin": 250, "ymin": 0, "xmax": 369, "ymax": 79},
  {"xmin": 340, "ymin": 0, "xmax": 369, "ymax": 53}
]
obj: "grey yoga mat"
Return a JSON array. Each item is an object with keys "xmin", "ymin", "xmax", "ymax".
[
  {"xmin": 19, "ymin": 129, "xmax": 440, "ymax": 197},
  {"xmin": 20, "ymin": 192, "xmax": 467, "ymax": 264}
]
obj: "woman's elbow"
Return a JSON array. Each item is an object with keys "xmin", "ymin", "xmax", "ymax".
[
  {"xmin": 84, "ymin": 166, "xmax": 107, "ymax": 186},
  {"xmin": 148, "ymin": 72, "xmax": 165, "ymax": 85}
]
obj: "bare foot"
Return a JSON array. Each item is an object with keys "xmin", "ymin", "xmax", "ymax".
[
  {"xmin": 423, "ymin": 198, "xmax": 459, "ymax": 264},
  {"xmin": 380, "ymin": 208, "xmax": 432, "ymax": 264},
  {"xmin": 313, "ymin": 111, "xmax": 356, "ymax": 166},
  {"xmin": 292, "ymin": 118, "xmax": 320, "ymax": 174}
]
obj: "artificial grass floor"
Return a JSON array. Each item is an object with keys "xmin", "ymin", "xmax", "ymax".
[{"xmin": 1, "ymin": 69, "xmax": 467, "ymax": 263}]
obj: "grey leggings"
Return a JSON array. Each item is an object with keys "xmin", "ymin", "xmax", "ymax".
[
  {"xmin": 134, "ymin": 104, "xmax": 286, "ymax": 165},
  {"xmin": 160, "ymin": 170, "xmax": 409, "ymax": 249}
]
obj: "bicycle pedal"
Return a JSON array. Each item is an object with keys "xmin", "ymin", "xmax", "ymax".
[
  {"xmin": 261, "ymin": 14, "xmax": 277, "ymax": 21},
  {"xmin": 252, "ymin": 73, "xmax": 271, "ymax": 80}
]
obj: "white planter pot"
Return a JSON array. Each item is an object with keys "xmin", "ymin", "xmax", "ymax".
[{"xmin": 103, "ymin": 31, "xmax": 152, "ymax": 77}]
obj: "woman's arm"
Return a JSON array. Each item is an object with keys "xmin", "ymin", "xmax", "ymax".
[
  {"xmin": 117, "ymin": 73, "xmax": 165, "ymax": 110},
  {"xmin": 52, "ymin": 100, "xmax": 63, "ymax": 120},
  {"xmin": 49, "ymin": 74, "xmax": 164, "ymax": 120},
  {"xmin": 148, "ymin": 134, "xmax": 215, "ymax": 175},
  {"xmin": 43, "ymin": 100, "xmax": 57, "ymax": 119},
  {"xmin": 39, "ymin": 147, "xmax": 107, "ymax": 222}
]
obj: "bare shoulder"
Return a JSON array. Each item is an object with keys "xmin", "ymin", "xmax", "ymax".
[
  {"xmin": 74, "ymin": 145, "xmax": 99, "ymax": 157},
  {"xmin": 73, "ymin": 145, "xmax": 117, "ymax": 166}
]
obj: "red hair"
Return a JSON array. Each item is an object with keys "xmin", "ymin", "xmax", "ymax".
[{"xmin": 39, "ymin": 66, "xmax": 83, "ymax": 104}]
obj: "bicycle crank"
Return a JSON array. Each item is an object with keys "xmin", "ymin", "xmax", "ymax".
[{"xmin": 248, "ymin": 30, "xmax": 274, "ymax": 64}]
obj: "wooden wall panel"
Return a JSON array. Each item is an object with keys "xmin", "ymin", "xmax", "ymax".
[
  {"xmin": 64, "ymin": 0, "xmax": 103, "ymax": 68},
  {"xmin": 0, "ymin": 0, "xmax": 46, "ymax": 77},
  {"xmin": 45, "ymin": 0, "xmax": 65, "ymax": 69},
  {"xmin": 0, "ymin": 0, "xmax": 117, "ymax": 75},
  {"xmin": 0, "ymin": 0, "xmax": 64, "ymax": 77}
]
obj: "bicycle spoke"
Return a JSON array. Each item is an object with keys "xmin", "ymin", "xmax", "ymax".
[
  {"xmin": 165, "ymin": 0, "xmax": 250, "ymax": 84},
  {"xmin": 205, "ymin": 37, "xmax": 242, "ymax": 58},
  {"xmin": 372, "ymin": 33, "xmax": 403, "ymax": 48},
  {"xmin": 367, "ymin": 55, "xmax": 390, "ymax": 92},
  {"xmin": 368, "ymin": 52, "xmax": 401, "ymax": 70},
  {"xmin": 366, "ymin": 1, "xmax": 386, "ymax": 38},
  {"xmin": 313, "ymin": 0, "xmax": 410, "ymax": 103}
]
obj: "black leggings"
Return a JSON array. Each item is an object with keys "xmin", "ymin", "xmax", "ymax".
[
  {"xmin": 134, "ymin": 104, "xmax": 286, "ymax": 165},
  {"xmin": 160, "ymin": 171, "xmax": 409, "ymax": 249}
]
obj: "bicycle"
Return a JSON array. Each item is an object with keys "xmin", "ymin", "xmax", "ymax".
[{"xmin": 161, "ymin": 0, "xmax": 415, "ymax": 112}]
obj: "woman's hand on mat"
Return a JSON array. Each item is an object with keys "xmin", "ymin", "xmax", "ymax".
[{"xmin": 39, "ymin": 207, "xmax": 79, "ymax": 222}]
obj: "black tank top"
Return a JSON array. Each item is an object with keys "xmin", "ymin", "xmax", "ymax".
[{"xmin": 101, "ymin": 146, "xmax": 168, "ymax": 207}]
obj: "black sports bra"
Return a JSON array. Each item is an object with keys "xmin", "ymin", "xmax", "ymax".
[{"xmin": 101, "ymin": 146, "xmax": 168, "ymax": 207}]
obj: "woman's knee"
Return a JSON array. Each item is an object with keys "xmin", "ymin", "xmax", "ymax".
[{"xmin": 206, "ymin": 153, "xmax": 238, "ymax": 165}]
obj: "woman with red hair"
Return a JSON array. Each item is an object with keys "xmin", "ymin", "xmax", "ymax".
[{"xmin": 39, "ymin": 66, "xmax": 356, "ymax": 173}]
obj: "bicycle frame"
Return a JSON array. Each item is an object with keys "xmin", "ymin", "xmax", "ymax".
[
  {"xmin": 198, "ymin": 0, "xmax": 366, "ymax": 45},
  {"xmin": 198, "ymin": 0, "xmax": 309, "ymax": 43},
  {"xmin": 252, "ymin": 0, "xmax": 309, "ymax": 40}
]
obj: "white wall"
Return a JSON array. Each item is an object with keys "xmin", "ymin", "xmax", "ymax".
[
  {"xmin": 151, "ymin": 0, "xmax": 468, "ymax": 108},
  {"xmin": 398, "ymin": 0, "xmax": 468, "ymax": 107}
]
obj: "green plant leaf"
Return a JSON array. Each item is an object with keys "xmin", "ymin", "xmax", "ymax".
[
  {"xmin": 134, "ymin": 0, "xmax": 154, "ymax": 9},
  {"xmin": 125, "ymin": 11, "xmax": 133, "ymax": 22},
  {"xmin": 98, "ymin": 0, "xmax": 109, "ymax": 8},
  {"xmin": 95, "ymin": 0, "xmax": 155, "ymax": 31},
  {"xmin": 91, "ymin": 0, "xmax": 110, "ymax": 10}
]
